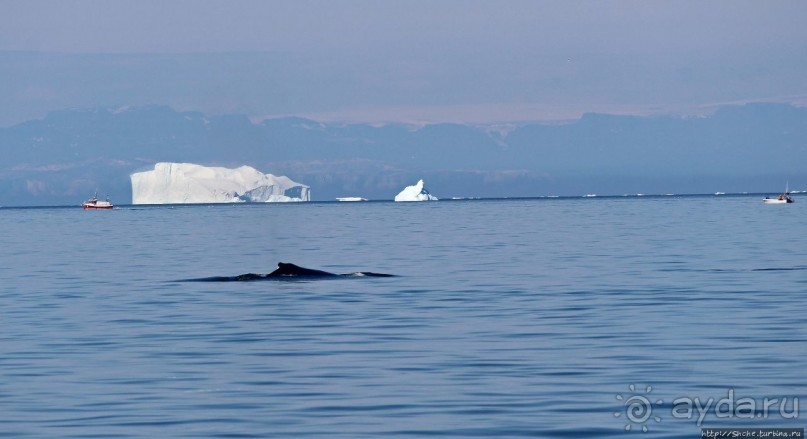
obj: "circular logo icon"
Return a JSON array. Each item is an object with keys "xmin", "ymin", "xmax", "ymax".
[{"xmin": 615, "ymin": 384, "xmax": 663, "ymax": 432}]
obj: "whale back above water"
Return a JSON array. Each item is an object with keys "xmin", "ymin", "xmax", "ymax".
[
  {"xmin": 180, "ymin": 262, "xmax": 394, "ymax": 282},
  {"xmin": 269, "ymin": 262, "xmax": 338, "ymax": 278}
]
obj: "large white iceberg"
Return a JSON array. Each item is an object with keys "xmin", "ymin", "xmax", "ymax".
[
  {"xmin": 394, "ymin": 179, "xmax": 438, "ymax": 202},
  {"xmin": 131, "ymin": 162, "xmax": 310, "ymax": 204}
]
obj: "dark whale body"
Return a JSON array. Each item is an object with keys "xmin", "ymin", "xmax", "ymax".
[
  {"xmin": 270, "ymin": 262, "xmax": 340, "ymax": 278},
  {"xmin": 182, "ymin": 262, "xmax": 394, "ymax": 282}
]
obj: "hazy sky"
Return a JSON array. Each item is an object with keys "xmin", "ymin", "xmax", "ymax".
[{"xmin": 2, "ymin": 0, "xmax": 806, "ymax": 125}]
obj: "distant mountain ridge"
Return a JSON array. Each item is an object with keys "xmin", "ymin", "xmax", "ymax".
[{"xmin": 1, "ymin": 103, "xmax": 806, "ymax": 206}]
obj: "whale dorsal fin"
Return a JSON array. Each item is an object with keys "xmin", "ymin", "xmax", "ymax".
[{"xmin": 269, "ymin": 262, "xmax": 337, "ymax": 277}]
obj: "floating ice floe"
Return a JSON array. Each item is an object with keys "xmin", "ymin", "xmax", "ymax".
[{"xmin": 394, "ymin": 179, "xmax": 438, "ymax": 202}]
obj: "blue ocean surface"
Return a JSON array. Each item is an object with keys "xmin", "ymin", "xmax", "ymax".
[{"xmin": 1, "ymin": 196, "xmax": 805, "ymax": 438}]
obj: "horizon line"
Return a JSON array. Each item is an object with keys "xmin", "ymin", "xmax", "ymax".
[{"xmin": 1, "ymin": 191, "xmax": 801, "ymax": 210}]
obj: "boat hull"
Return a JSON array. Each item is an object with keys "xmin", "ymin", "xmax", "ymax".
[
  {"xmin": 82, "ymin": 192, "xmax": 113, "ymax": 209},
  {"xmin": 763, "ymin": 198, "xmax": 793, "ymax": 204},
  {"xmin": 83, "ymin": 200, "xmax": 113, "ymax": 209}
]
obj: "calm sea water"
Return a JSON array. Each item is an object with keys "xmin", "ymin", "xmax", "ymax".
[{"xmin": 1, "ymin": 196, "xmax": 805, "ymax": 438}]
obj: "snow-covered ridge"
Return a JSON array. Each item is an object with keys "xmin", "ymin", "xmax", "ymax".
[
  {"xmin": 394, "ymin": 179, "xmax": 438, "ymax": 202},
  {"xmin": 130, "ymin": 162, "xmax": 310, "ymax": 204}
]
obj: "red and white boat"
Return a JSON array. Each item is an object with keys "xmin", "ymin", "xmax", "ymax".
[
  {"xmin": 763, "ymin": 194, "xmax": 793, "ymax": 204},
  {"xmin": 763, "ymin": 183, "xmax": 794, "ymax": 204},
  {"xmin": 83, "ymin": 193, "xmax": 113, "ymax": 210}
]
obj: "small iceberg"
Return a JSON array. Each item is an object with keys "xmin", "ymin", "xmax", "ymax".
[
  {"xmin": 394, "ymin": 179, "xmax": 438, "ymax": 202},
  {"xmin": 336, "ymin": 197, "xmax": 368, "ymax": 202}
]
